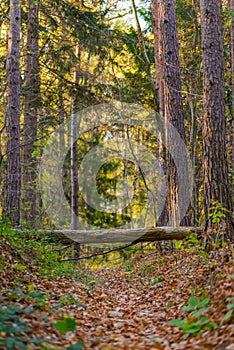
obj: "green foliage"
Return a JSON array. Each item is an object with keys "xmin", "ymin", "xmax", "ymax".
[
  {"xmin": 182, "ymin": 296, "xmax": 210, "ymax": 315},
  {"xmin": 139, "ymin": 261, "xmax": 156, "ymax": 275},
  {"xmin": 0, "ymin": 225, "xmax": 94, "ymax": 281},
  {"xmin": 66, "ymin": 340, "xmax": 84, "ymax": 350},
  {"xmin": 150, "ymin": 276, "xmax": 164, "ymax": 285},
  {"xmin": 3, "ymin": 338, "xmax": 27, "ymax": 350},
  {"xmin": 2, "ymin": 287, "xmax": 46, "ymax": 310},
  {"xmin": 0, "ymin": 304, "xmax": 44, "ymax": 349},
  {"xmin": 62, "ymin": 125, "xmax": 157, "ymax": 230},
  {"xmin": 173, "ymin": 234, "xmax": 201, "ymax": 251},
  {"xmin": 0, "ymin": 305, "xmax": 31, "ymax": 333},
  {"xmin": 124, "ymin": 261, "xmax": 134, "ymax": 272},
  {"xmin": 52, "ymin": 295, "xmax": 87, "ymax": 310},
  {"xmin": 12, "ymin": 263, "xmax": 26, "ymax": 272},
  {"xmin": 168, "ymin": 296, "xmax": 217, "ymax": 338},
  {"xmin": 170, "ymin": 295, "xmax": 234, "ymax": 332},
  {"xmin": 169, "ymin": 316, "xmax": 217, "ymax": 337},
  {"xmin": 221, "ymin": 297, "xmax": 234, "ymax": 325},
  {"xmin": 0, "ymin": 285, "xmax": 88, "ymax": 349},
  {"xmin": 209, "ymin": 201, "xmax": 228, "ymax": 224},
  {"xmin": 27, "ymin": 290, "xmax": 46, "ymax": 306},
  {"xmin": 54, "ymin": 316, "xmax": 77, "ymax": 334}
]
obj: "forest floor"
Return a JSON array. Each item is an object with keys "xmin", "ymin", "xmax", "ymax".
[{"xmin": 0, "ymin": 233, "xmax": 234, "ymax": 350}]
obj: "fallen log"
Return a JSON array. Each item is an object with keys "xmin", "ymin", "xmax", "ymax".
[{"xmin": 42, "ymin": 226, "xmax": 203, "ymax": 244}]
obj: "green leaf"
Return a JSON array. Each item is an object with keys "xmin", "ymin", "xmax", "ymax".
[
  {"xmin": 6, "ymin": 337, "xmax": 27, "ymax": 350},
  {"xmin": 2, "ymin": 324, "xmax": 31, "ymax": 333},
  {"xmin": 221, "ymin": 310, "xmax": 233, "ymax": 325},
  {"xmin": 183, "ymin": 297, "xmax": 210, "ymax": 312},
  {"xmin": 60, "ymin": 295, "xmax": 76, "ymax": 305},
  {"xmin": 184, "ymin": 327, "xmax": 200, "ymax": 335},
  {"xmin": 32, "ymin": 150, "xmax": 38, "ymax": 158},
  {"xmin": 195, "ymin": 316, "xmax": 209, "ymax": 326},
  {"xmin": 13, "ymin": 264, "xmax": 25, "ymax": 272},
  {"xmin": 227, "ymin": 297, "xmax": 234, "ymax": 302},
  {"xmin": 53, "ymin": 302, "xmax": 64, "ymax": 309},
  {"xmin": 227, "ymin": 303, "xmax": 234, "ymax": 310},
  {"xmin": 182, "ymin": 305, "xmax": 195, "ymax": 312},
  {"xmin": 66, "ymin": 339, "xmax": 84, "ymax": 350},
  {"xmin": 75, "ymin": 301, "xmax": 87, "ymax": 308},
  {"xmin": 31, "ymin": 338, "xmax": 45, "ymax": 345},
  {"xmin": 198, "ymin": 298, "xmax": 210, "ymax": 307},
  {"xmin": 55, "ymin": 316, "xmax": 76, "ymax": 334},
  {"xmin": 204, "ymin": 322, "xmax": 217, "ymax": 330},
  {"xmin": 192, "ymin": 307, "xmax": 209, "ymax": 318},
  {"xmin": 189, "ymin": 296, "xmax": 200, "ymax": 308},
  {"xmin": 28, "ymin": 291, "xmax": 45, "ymax": 299},
  {"xmin": 168, "ymin": 319, "xmax": 185, "ymax": 328}
]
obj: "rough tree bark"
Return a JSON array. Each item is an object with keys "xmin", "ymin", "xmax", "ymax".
[
  {"xmin": 22, "ymin": 0, "xmax": 40, "ymax": 225},
  {"xmin": 152, "ymin": 0, "xmax": 168, "ymax": 226},
  {"xmin": 71, "ymin": 44, "xmax": 81, "ymax": 257},
  {"xmin": 4, "ymin": 0, "xmax": 21, "ymax": 225},
  {"xmin": 41, "ymin": 226, "xmax": 203, "ymax": 244},
  {"xmin": 200, "ymin": 0, "xmax": 234, "ymax": 238},
  {"xmin": 230, "ymin": 0, "xmax": 234, "ymax": 196},
  {"xmin": 152, "ymin": 0, "xmax": 165, "ymax": 116},
  {"xmin": 231, "ymin": 1, "xmax": 234, "ymax": 105},
  {"xmin": 71, "ymin": 103, "xmax": 79, "ymax": 231},
  {"xmin": 159, "ymin": 0, "xmax": 188, "ymax": 226}
]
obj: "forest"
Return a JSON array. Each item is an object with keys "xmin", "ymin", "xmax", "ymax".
[{"xmin": 0, "ymin": 0, "xmax": 234, "ymax": 349}]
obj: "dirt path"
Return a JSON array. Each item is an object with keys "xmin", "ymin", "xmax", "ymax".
[
  {"xmin": 1, "ymin": 243, "xmax": 234, "ymax": 349},
  {"xmin": 52, "ymin": 250, "xmax": 234, "ymax": 349}
]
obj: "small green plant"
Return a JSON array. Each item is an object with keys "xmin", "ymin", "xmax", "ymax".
[
  {"xmin": 124, "ymin": 261, "xmax": 134, "ymax": 272},
  {"xmin": 221, "ymin": 297, "xmax": 234, "ymax": 325},
  {"xmin": 52, "ymin": 295, "xmax": 87, "ymax": 310},
  {"xmin": 0, "ymin": 225, "xmax": 95, "ymax": 281},
  {"xmin": 150, "ymin": 275, "xmax": 164, "ymax": 285},
  {"xmin": 0, "ymin": 305, "xmax": 31, "ymax": 333},
  {"xmin": 209, "ymin": 201, "xmax": 228, "ymax": 224},
  {"xmin": 139, "ymin": 262, "xmax": 156, "ymax": 275},
  {"xmin": 0, "ymin": 304, "xmax": 44, "ymax": 349},
  {"xmin": 174, "ymin": 234, "xmax": 200, "ymax": 250},
  {"xmin": 168, "ymin": 296, "xmax": 217, "ymax": 338},
  {"xmin": 3, "ymin": 287, "xmax": 47, "ymax": 307},
  {"xmin": 66, "ymin": 339, "xmax": 84, "ymax": 350}
]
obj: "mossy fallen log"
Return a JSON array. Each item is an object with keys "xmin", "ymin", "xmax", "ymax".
[{"xmin": 42, "ymin": 226, "xmax": 203, "ymax": 244}]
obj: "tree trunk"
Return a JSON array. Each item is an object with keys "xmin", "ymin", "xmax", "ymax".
[
  {"xmin": 4, "ymin": 0, "xmax": 21, "ymax": 225},
  {"xmin": 230, "ymin": 0, "xmax": 234, "ymax": 197},
  {"xmin": 71, "ymin": 102, "xmax": 79, "ymax": 231},
  {"xmin": 160, "ymin": 0, "xmax": 187, "ymax": 226},
  {"xmin": 21, "ymin": 0, "xmax": 40, "ymax": 225},
  {"xmin": 71, "ymin": 44, "xmax": 81, "ymax": 257},
  {"xmin": 152, "ymin": 0, "xmax": 164, "ymax": 116},
  {"xmin": 231, "ymin": 0, "xmax": 234, "ymax": 105},
  {"xmin": 152, "ymin": 0, "xmax": 168, "ymax": 226},
  {"xmin": 187, "ymin": 0, "xmax": 201, "ymax": 227},
  {"xmin": 42, "ymin": 226, "xmax": 203, "ymax": 244},
  {"xmin": 200, "ymin": 0, "xmax": 234, "ymax": 238}
]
